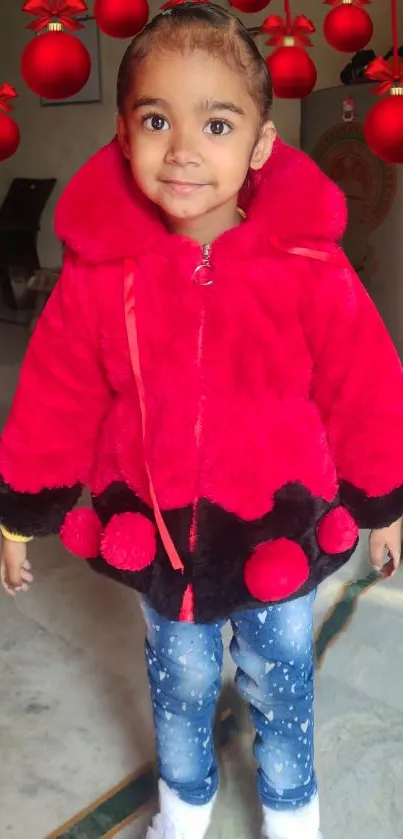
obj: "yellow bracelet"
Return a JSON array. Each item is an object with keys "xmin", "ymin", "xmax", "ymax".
[{"xmin": 0, "ymin": 525, "xmax": 33, "ymax": 543}]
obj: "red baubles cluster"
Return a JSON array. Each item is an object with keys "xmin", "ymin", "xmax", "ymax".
[
  {"xmin": 94, "ymin": 0, "xmax": 149, "ymax": 39},
  {"xmin": 0, "ymin": 84, "xmax": 20, "ymax": 162},
  {"xmin": 363, "ymin": 0, "xmax": 403, "ymax": 164},
  {"xmin": 364, "ymin": 58, "xmax": 403, "ymax": 164},
  {"xmin": 323, "ymin": 0, "xmax": 373, "ymax": 53},
  {"xmin": 21, "ymin": 1, "xmax": 91, "ymax": 100},
  {"xmin": 262, "ymin": 2, "xmax": 317, "ymax": 99}
]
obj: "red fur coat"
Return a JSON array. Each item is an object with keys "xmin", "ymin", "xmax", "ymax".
[{"xmin": 1, "ymin": 137, "xmax": 403, "ymax": 622}]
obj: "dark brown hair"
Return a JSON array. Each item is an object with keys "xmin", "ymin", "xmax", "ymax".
[{"xmin": 117, "ymin": 2, "xmax": 273, "ymax": 122}]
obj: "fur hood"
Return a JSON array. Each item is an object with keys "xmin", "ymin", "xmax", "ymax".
[{"xmin": 55, "ymin": 135, "xmax": 347, "ymax": 263}]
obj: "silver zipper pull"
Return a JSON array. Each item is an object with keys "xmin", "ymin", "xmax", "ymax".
[{"xmin": 192, "ymin": 243, "xmax": 214, "ymax": 286}]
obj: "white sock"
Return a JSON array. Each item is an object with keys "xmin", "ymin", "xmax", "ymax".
[
  {"xmin": 263, "ymin": 794, "xmax": 321, "ymax": 839},
  {"xmin": 153, "ymin": 779, "xmax": 216, "ymax": 839}
]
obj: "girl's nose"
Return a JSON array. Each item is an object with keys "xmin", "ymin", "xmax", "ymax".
[{"xmin": 165, "ymin": 128, "xmax": 202, "ymax": 167}]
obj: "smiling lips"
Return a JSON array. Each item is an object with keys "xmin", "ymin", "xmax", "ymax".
[{"xmin": 162, "ymin": 180, "xmax": 207, "ymax": 195}]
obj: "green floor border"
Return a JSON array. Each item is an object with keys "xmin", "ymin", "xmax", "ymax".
[{"xmin": 45, "ymin": 569, "xmax": 381, "ymax": 839}]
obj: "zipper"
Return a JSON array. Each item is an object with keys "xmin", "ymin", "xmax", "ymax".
[{"xmin": 189, "ymin": 243, "xmax": 214, "ymax": 552}]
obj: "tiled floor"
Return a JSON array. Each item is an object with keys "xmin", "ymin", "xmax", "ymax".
[{"xmin": 1, "ymin": 323, "xmax": 403, "ymax": 839}]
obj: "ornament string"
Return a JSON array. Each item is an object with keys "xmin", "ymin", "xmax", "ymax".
[
  {"xmin": 0, "ymin": 84, "xmax": 18, "ymax": 112},
  {"xmin": 22, "ymin": 0, "xmax": 87, "ymax": 32},
  {"xmin": 391, "ymin": 0, "xmax": 399, "ymax": 79},
  {"xmin": 284, "ymin": 0, "xmax": 292, "ymax": 31}
]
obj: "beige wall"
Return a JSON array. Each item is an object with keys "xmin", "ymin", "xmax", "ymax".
[{"xmin": 0, "ymin": 0, "xmax": 396, "ymax": 265}]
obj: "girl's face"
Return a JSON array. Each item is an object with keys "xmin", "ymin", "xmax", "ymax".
[{"xmin": 118, "ymin": 47, "xmax": 274, "ymax": 239}]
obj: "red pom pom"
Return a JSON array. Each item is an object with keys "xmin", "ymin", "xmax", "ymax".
[
  {"xmin": 101, "ymin": 513, "xmax": 156, "ymax": 571},
  {"xmin": 267, "ymin": 46, "xmax": 317, "ymax": 100},
  {"xmin": 94, "ymin": 0, "xmax": 149, "ymax": 38},
  {"xmin": 60, "ymin": 508, "xmax": 102, "ymax": 559},
  {"xmin": 21, "ymin": 31, "xmax": 91, "ymax": 100},
  {"xmin": 0, "ymin": 112, "xmax": 20, "ymax": 162},
  {"xmin": 244, "ymin": 539, "xmax": 309, "ymax": 602},
  {"xmin": 323, "ymin": 5, "xmax": 373, "ymax": 54},
  {"xmin": 317, "ymin": 507, "xmax": 358, "ymax": 555},
  {"xmin": 364, "ymin": 94, "xmax": 403, "ymax": 165}
]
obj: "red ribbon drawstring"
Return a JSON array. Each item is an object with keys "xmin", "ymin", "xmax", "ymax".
[
  {"xmin": 261, "ymin": 13, "xmax": 316, "ymax": 47},
  {"xmin": 22, "ymin": 0, "xmax": 87, "ymax": 32},
  {"xmin": 0, "ymin": 84, "xmax": 18, "ymax": 112},
  {"xmin": 365, "ymin": 56, "xmax": 403, "ymax": 94}
]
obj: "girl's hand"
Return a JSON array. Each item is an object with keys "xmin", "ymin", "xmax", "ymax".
[
  {"xmin": 0, "ymin": 538, "xmax": 33, "ymax": 596},
  {"xmin": 369, "ymin": 518, "xmax": 402, "ymax": 578}
]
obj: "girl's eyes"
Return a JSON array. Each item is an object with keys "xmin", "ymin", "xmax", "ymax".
[
  {"xmin": 142, "ymin": 115, "xmax": 233, "ymax": 136},
  {"xmin": 143, "ymin": 114, "xmax": 169, "ymax": 132},
  {"xmin": 204, "ymin": 120, "xmax": 232, "ymax": 136}
]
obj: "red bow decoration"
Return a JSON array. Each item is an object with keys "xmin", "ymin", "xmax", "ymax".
[
  {"xmin": 324, "ymin": 0, "xmax": 371, "ymax": 5},
  {"xmin": 365, "ymin": 56, "xmax": 403, "ymax": 94},
  {"xmin": 0, "ymin": 84, "xmax": 18, "ymax": 112},
  {"xmin": 262, "ymin": 14, "xmax": 315, "ymax": 48},
  {"xmin": 161, "ymin": 0, "xmax": 208, "ymax": 9},
  {"xmin": 22, "ymin": 1, "xmax": 87, "ymax": 32}
]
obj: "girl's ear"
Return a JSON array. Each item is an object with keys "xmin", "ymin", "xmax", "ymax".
[
  {"xmin": 250, "ymin": 121, "xmax": 276, "ymax": 171},
  {"xmin": 117, "ymin": 114, "xmax": 131, "ymax": 160}
]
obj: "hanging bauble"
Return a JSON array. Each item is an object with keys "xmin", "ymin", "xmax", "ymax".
[
  {"xmin": 21, "ymin": 1, "xmax": 91, "ymax": 100},
  {"xmin": 262, "ymin": 9, "xmax": 317, "ymax": 99},
  {"xmin": 0, "ymin": 84, "xmax": 20, "ymax": 162},
  {"xmin": 268, "ymin": 45, "xmax": 317, "ymax": 98},
  {"xmin": 95, "ymin": 0, "xmax": 149, "ymax": 38},
  {"xmin": 230, "ymin": 0, "xmax": 272, "ymax": 14},
  {"xmin": 323, "ymin": 1, "xmax": 373, "ymax": 54},
  {"xmin": 364, "ymin": 56, "xmax": 403, "ymax": 163},
  {"xmin": 364, "ymin": 93, "xmax": 403, "ymax": 163}
]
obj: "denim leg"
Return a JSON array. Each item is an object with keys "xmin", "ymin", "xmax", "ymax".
[
  {"xmin": 230, "ymin": 593, "xmax": 316, "ymax": 811},
  {"xmin": 140, "ymin": 600, "xmax": 224, "ymax": 805}
]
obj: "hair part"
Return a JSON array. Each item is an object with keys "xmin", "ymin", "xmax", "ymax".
[{"xmin": 117, "ymin": 3, "xmax": 273, "ymax": 122}]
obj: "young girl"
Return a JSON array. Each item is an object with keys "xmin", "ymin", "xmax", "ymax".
[{"xmin": 1, "ymin": 4, "xmax": 403, "ymax": 838}]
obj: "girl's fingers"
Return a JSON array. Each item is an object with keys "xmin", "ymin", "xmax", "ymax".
[
  {"xmin": 20, "ymin": 570, "xmax": 34, "ymax": 584},
  {"xmin": 369, "ymin": 537, "xmax": 384, "ymax": 570}
]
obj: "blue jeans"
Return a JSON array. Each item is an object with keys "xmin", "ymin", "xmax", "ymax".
[{"xmin": 141, "ymin": 593, "xmax": 316, "ymax": 811}]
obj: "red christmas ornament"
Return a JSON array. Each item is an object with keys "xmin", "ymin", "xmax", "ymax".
[
  {"xmin": 0, "ymin": 84, "xmax": 20, "ymax": 162},
  {"xmin": 21, "ymin": 1, "xmax": 91, "ymax": 100},
  {"xmin": 268, "ymin": 46, "xmax": 317, "ymax": 99},
  {"xmin": 262, "ymin": 2, "xmax": 317, "ymax": 99},
  {"xmin": 94, "ymin": 0, "xmax": 149, "ymax": 38},
  {"xmin": 323, "ymin": 0, "xmax": 373, "ymax": 54},
  {"xmin": 364, "ymin": 2, "xmax": 403, "ymax": 164},
  {"xmin": 230, "ymin": 0, "xmax": 272, "ymax": 14},
  {"xmin": 364, "ymin": 87, "xmax": 403, "ymax": 164},
  {"xmin": 244, "ymin": 539, "xmax": 310, "ymax": 602}
]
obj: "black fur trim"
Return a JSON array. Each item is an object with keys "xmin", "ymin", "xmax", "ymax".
[
  {"xmin": 87, "ymin": 480, "xmax": 357, "ymax": 623},
  {"xmin": 0, "ymin": 477, "xmax": 82, "ymax": 537},
  {"xmin": 340, "ymin": 480, "xmax": 403, "ymax": 529}
]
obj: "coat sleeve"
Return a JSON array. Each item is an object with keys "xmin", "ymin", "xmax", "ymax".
[
  {"xmin": 302, "ymin": 246, "xmax": 403, "ymax": 530},
  {"xmin": 0, "ymin": 253, "xmax": 112, "ymax": 537}
]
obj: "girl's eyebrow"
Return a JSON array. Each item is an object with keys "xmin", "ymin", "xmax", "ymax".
[
  {"xmin": 132, "ymin": 97, "xmax": 169, "ymax": 111},
  {"xmin": 131, "ymin": 96, "xmax": 246, "ymax": 117},
  {"xmin": 201, "ymin": 99, "xmax": 246, "ymax": 117}
]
